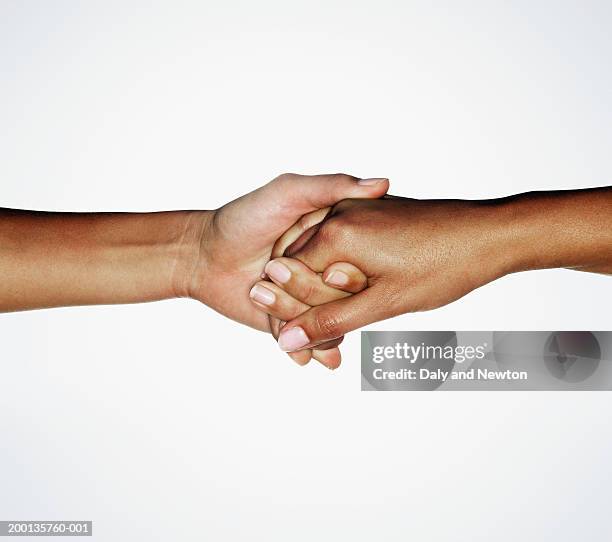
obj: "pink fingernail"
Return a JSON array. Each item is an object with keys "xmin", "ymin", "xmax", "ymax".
[
  {"xmin": 325, "ymin": 270, "xmax": 349, "ymax": 287},
  {"xmin": 278, "ymin": 326, "xmax": 310, "ymax": 352},
  {"xmin": 265, "ymin": 260, "xmax": 291, "ymax": 283},
  {"xmin": 357, "ymin": 177, "xmax": 387, "ymax": 185},
  {"xmin": 249, "ymin": 284, "xmax": 276, "ymax": 306}
]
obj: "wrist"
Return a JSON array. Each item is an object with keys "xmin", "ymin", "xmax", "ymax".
[
  {"xmin": 170, "ymin": 209, "xmax": 216, "ymax": 300},
  {"xmin": 482, "ymin": 188, "xmax": 612, "ymax": 276},
  {"xmin": 476, "ymin": 193, "xmax": 559, "ymax": 278}
]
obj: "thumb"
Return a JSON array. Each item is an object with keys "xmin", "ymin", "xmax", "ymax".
[
  {"xmin": 276, "ymin": 286, "xmax": 388, "ymax": 352},
  {"xmin": 268, "ymin": 173, "xmax": 389, "ymax": 220},
  {"xmin": 224, "ymin": 173, "xmax": 389, "ymax": 246}
]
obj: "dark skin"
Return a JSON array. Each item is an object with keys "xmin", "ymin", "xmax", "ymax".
[{"xmin": 251, "ymin": 187, "xmax": 612, "ymax": 356}]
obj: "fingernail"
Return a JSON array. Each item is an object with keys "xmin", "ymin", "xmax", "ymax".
[
  {"xmin": 325, "ymin": 270, "xmax": 349, "ymax": 287},
  {"xmin": 278, "ymin": 326, "xmax": 310, "ymax": 352},
  {"xmin": 265, "ymin": 260, "xmax": 291, "ymax": 283},
  {"xmin": 249, "ymin": 284, "xmax": 276, "ymax": 306},
  {"xmin": 357, "ymin": 177, "xmax": 387, "ymax": 185}
]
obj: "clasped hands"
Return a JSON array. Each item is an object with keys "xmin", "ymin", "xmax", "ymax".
[
  {"xmin": 180, "ymin": 173, "xmax": 610, "ymax": 370},
  {"xmin": 2, "ymin": 173, "xmax": 607, "ymax": 349},
  {"xmin": 183, "ymin": 173, "xmax": 517, "ymax": 370}
]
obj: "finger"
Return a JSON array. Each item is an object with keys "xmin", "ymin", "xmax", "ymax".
[
  {"xmin": 292, "ymin": 342, "xmax": 343, "ymax": 370},
  {"xmin": 269, "ymin": 315, "xmax": 316, "ymax": 365},
  {"xmin": 287, "ymin": 345, "xmax": 342, "ymax": 370},
  {"xmin": 264, "ymin": 257, "xmax": 353, "ymax": 305},
  {"xmin": 269, "ymin": 314, "xmax": 284, "ymax": 339},
  {"xmin": 265, "ymin": 259, "xmax": 366, "ymax": 367},
  {"xmin": 277, "ymin": 286, "xmax": 389, "ymax": 351},
  {"xmin": 283, "ymin": 217, "xmax": 348, "ymax": 272},
  {"xmin": 312, "ymin": 337, "xmax": 344, "ymax": 350},
  {"xmin": 265, "ymin": 256, "xmax": 363, "ymax": 358},
  {"xmin": 280, "ymin": 323, "xmax": 342, "ymax": 369},
  {"xmin": 288, "ymin": 350, "xmax": 312, "ymax": 366},
  {"xmin": 288, "ymin": 343, "xmax": 342, "ymax": 369},
  {"xmin": 322, "ymin": 262, "xmax": 368, "ymax": 293},
  {"xmin": 267, "ymin": 308, "xmax": 343, "ymax": 368},
  {"xmin": 269, "ymin": 174, "xmax": 389, "ymax": 218},
  {"xmin": 255, "ymin": 285, "xmax": 347, "ymax": 351},
  {"xmin": 313, "ymin": 348, "xmax": 341, "ymax": 370},
  {"xmin": 249, "ymin": 281, "xmax": 310, "ymax": 321},
  {"xmin": 271, "ymin": 207, "xmax": 331, "ymax": 260}
]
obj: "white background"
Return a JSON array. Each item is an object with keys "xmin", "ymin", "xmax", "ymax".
[{"xmin": 1, "ymin": 1, "xmax": 611, "ymax": 540}]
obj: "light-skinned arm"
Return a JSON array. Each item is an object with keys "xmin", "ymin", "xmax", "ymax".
[{"xmin": 0, "ymin": 173, "xmax": 388, "ymax": 365}]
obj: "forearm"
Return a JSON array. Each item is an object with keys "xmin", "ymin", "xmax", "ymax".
[
  {"xmin": 0, "ymin": 209, "xmax": 208, "ymax": 312},
  {"xmin": 490, "ymin": 187, "xmax": 612, "ymax": 276}
]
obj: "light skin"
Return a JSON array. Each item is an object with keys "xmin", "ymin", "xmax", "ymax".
[
  {"xmin": 0, "ymin": 173, "xmax": 388, "ymax": 368},
  {"xmin": 251, "ymin": 187, "xmax": 612, "ymax": 360}
]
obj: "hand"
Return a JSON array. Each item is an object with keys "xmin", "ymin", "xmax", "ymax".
[
  {"xmin": 179, "ymin": 173, "xmax": 389, "ymax": 336},
  {"xmin": 264, "ymin": 188, "xmax": 612, "ymax": 351},
  {"xmin": 252, "ymin": 256, "xmax": 368, "ymax": 368},
  {"xmin": 253, "ymin": 208, "xmax": 368, "ymax": 368},
  {"xmin": 0, "ymin": 173, "xmax": 388, "ymax": 329},
  {"xmin": 266, "ymin": 196, "xmax": 496, "ymax": 351},
  {"xmin": 252, "ymin": 251, "xmax": 368, "ymax": 369}
]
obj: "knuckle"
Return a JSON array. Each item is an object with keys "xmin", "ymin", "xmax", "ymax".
[
  {"xmin": 298, "ymin": 280, "xmax": 318, "ymax": 305},
  {"xmin": 313, "ymin": 310, "xmax": 343, "ymax": 340},
  {"xmin": 318, "ymin": 217, "xmax": 351, "ymax": 244},
  {"xmin": 318, "ymin": 217, "xmax": 340, "ymax": 238},
  {"xmin": 332, "ymin": 172, "xmax": 355, "ymax": 183},
  {"xmin": 346, "ymin": 276, "xmax": 366, "ymax": 293},
  {"xmin": 352, "ymin": 272, "xmax": 369, "ymax": 290},
  {"xmin": 381, "ymin": 284, "xmax": 411, "ymax": 313},
  {"xmin": 273, "ymin": 172, "xmax": 296, "ymax": 185},
  {"xmin": 332, "ymin": 199, "xmax": 356, "ymax": 214},
  {"xmin": 296, "ymin": 213, "xmax": 314, "ymax": 232},
  {"xmin": 284, "ymin": 301, "xmax": 305, "ymax": 321}
]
